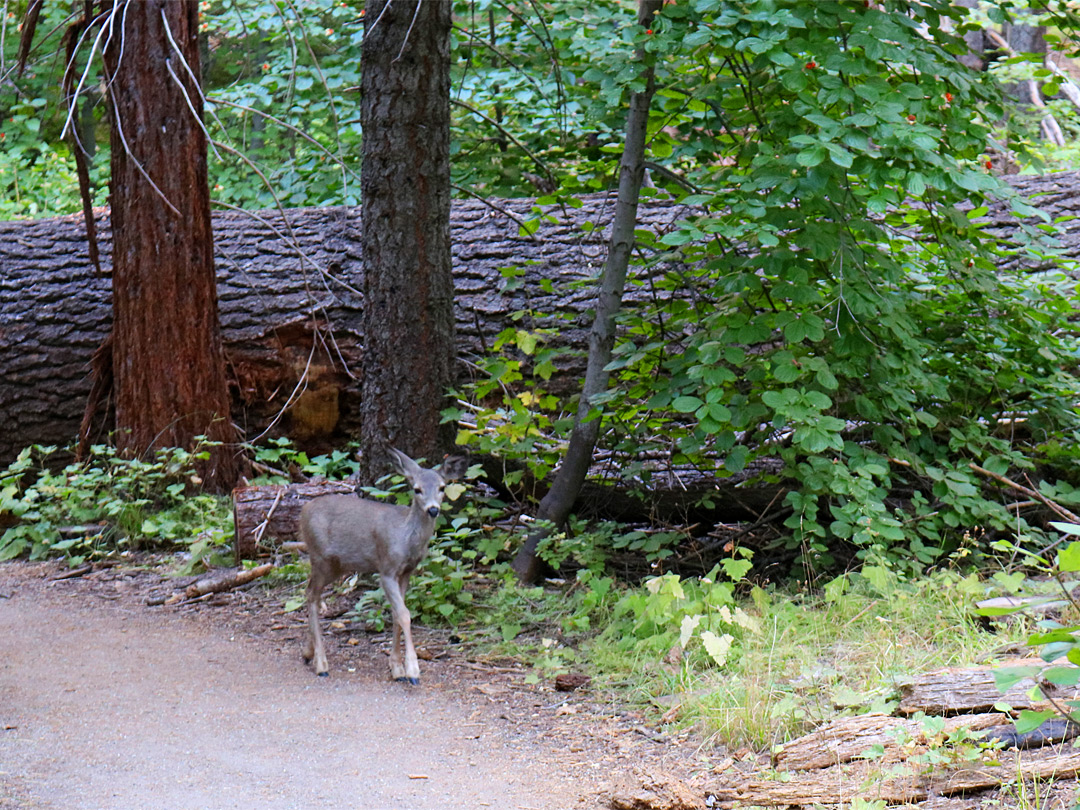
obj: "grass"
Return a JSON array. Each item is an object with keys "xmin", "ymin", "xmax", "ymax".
[
  {"xmin": 574, "ymin": 567, "xmax": 1036, "ymax": 752},
  {"xmin": 318, "ymin": 554, "xmax": 1040, "ymax": 755}
]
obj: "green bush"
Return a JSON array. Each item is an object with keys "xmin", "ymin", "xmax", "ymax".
[{"xmin": 0, "ymin": 442, "xmax": 231, "ymax": 566}]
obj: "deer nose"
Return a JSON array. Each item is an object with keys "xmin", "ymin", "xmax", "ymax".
[{"xmin": 427, "ymin": 506, "xmax": 440, "ymax": 518}]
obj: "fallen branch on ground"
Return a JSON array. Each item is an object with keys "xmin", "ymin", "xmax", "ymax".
[
  {"xmin": 969, "ymin": 463, "xmax": 1080, "ymax": 525},
  {"xmin": 182, "ymin": 563, "xmax": 275, "ymax": 599}
]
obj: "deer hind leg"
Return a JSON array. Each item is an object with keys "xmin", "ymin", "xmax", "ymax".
[
  {"xmin": 382, "ymin": 572, "xmax": 418, "ymax": 684},
  {"xmin": 303, "ymin": 574, "xmax": 331, "ymax": 676}
]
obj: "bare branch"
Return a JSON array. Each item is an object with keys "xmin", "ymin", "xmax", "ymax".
[
  {"xmin": 450, "ymin": 182, "xmax": 536, "ymax": 238},
  {"xmin": 207, "ymin": 97, "xmax": 360, "ymax": 186},
  {"xmin": 452, "ymin": 97, "xmax": 556, "ymax": 188}
]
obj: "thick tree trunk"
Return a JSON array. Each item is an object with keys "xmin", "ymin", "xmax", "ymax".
[
  {"xmin": 100, "ymin": 0, "xmax": 243, "ymax": 490},
  {"xmin": 511, "ymin": 0, "xmax": 663, "ymax": 583},
  {"xmin": 358, "ymin": 0, "xmax": 454, "ymax": 480},
  {"xmin": 0, "ymin": 196, "xmax": 692, "ymax": 467},
  {"xmin": 0, "ymin": 171, "xmax": 1075, "ymax": 504}
]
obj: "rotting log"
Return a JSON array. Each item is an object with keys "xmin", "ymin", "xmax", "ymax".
[
  {"xmin": 772, "ymin": 712, "xmax": 1007, "ymax": 771},
  {"xmin": 0, "ymin": 195, "xmax": 689, "ymax": 466},
  {"xmin": 4, "ymin": 173, "xmax": 1079, "ymax": 523},
  {"xmin": 0, "ymin": 195, "xmax": 783, "ymax": 526},
  {"xmin": 4, "ymin": 172, "xmax": 1080, "ymax": 468},
  {"xmin": 899, "ymin": 659, "xmax": 1080, "ymax": 715},
  {"xmin": 232, "ymin": 480, "xmax": 357, "ymax": 560},
  {"xmin": 712, "ymin": 746, "xmax": 1080, "ymax": 808},
  {"xmin": 714, "ymin": 663, "xmax": 1080, "ymax": 809}
]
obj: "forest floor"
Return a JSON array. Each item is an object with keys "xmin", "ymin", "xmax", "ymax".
[{"xmin": 0, "ymin": 557, "xmax": 706, "ymax": 810}]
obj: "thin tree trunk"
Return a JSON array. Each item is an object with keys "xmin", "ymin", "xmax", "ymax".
[
  {"xmin": 358, "ymin": 0, "xmax": 454, "ymax": 480},
  {"xmin": 101, "ymin": 0, "xmax": 244, "ymax": 491},
  {"xmin": 511, "ymin": 0, "xmax": 663, "ymax": 583}
]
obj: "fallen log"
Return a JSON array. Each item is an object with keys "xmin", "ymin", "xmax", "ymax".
[
  {"xmin": 899, "ymin": 659, "xmax": 1080, "ymax": 715},
  {"xmin": 232, "ymin": 480, "xmax": 358, "ymax": 560},
  {"xmin": 0, "ymin": 195, "xmax": 689, "ymax": 465},
  {"xmin": 717, "ymin": 659, "xmax": 1080, "ymax": 808},
  {"xmin": 773, "ymin": 712, "xmax": 1006, "ymax": 771},
  {"xmin": 713, "ymin": 746, "xmax": 1080, "ymax": 808},
  {"xmin": 608, "ymin": 769, "xmax": 706, "ymax": 810}
]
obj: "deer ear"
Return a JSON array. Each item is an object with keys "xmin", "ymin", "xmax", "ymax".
[
  {"xmin": 388, "ymin": 448, "xmax": 422, "ymax": 479},
  {"xmin": 439, "ymin": 455, "xmax": 469, "ymax": 482}
]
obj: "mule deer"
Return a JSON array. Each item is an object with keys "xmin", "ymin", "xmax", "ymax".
[{"xmin": 298, "ymin": 448, "xmax": 468, "ymax": 683}]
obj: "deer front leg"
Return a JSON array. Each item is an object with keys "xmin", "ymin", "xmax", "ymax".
[
  {"xmin": 382, "ymin": 573, "xmax": 419, "ymax": 684},
  {"xmin": 303, "ymin": 578, "xmax": 330, "ymax": 676}
]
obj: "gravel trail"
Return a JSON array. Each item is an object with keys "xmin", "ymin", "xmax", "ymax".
[{"xmin": 0, "ymin": 563, "xmax": 598, "ymax": 810}]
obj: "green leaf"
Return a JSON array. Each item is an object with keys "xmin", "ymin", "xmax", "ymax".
[
  {"xmin": 1059, "ymin": 541, "xmax": 1080, "ymax": 573},
  {"xmin": 826, "ymin": 143, "xmax": 853, "ymax": 169},
  {"xmin": 993, "ymin": 666, "xmax": 1041, "ymax": 693},
  {"xmin": 724, "ymin": 445, "xmax": 749, "ymax": 473},
  {"xmin": 907, "ymin": 173, "xmax": 926, "ymax": 196},
  {"xmin": 672, "ymin": 396, "xmax": 704, "ymax": 414},
  {"xmin": 796, "ymin": 145, "xmax": 828, "ymax": 167},
  {"xmin": 1015, "ymin": 709, "xmax": 1058, "ymax": 735},
  {"xmin": 1042, "ymin": 666, "xmax": 1080, "ymax": 687}
]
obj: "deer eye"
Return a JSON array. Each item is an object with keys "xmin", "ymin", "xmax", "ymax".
[{"xmin": 414, "ymin": 487, "xmax": 423, "ymax": 495}]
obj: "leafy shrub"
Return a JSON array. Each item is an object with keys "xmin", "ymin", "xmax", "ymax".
[
  {"xmin": 250, "ymin": 436, "xmax": 361, "ymax": 483},
  {"xmin": 608, "ymin": 555, "xmax": 756, "ymax": 668},
  {"xmin": 449, "ymin": 0, "xmax": 1080, "ymax": 578},
  {"xmin": 0, "ymin": 442, "xmax": 231, "ymax": 565}
]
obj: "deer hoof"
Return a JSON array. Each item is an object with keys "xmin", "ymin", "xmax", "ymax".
[
  {"xmin": 317, "ymin": 671, "xmax": 329, "ymax": 677},
  {"xmin": 396, "ymin": 677, "xmax": 420, "ymax": 686}
]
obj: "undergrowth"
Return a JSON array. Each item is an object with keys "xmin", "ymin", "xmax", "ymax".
[
  {"xmin": 0, "ymin": 442, "xmax": 232, "ymax": 568},
  {"xmin": 0, "ymin": 439, "xmax": 1036, "ymax": 756}
]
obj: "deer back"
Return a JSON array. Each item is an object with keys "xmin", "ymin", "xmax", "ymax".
[{"xmin": 299, "ymin": 494, "xmax": 418, "ymax": 578}]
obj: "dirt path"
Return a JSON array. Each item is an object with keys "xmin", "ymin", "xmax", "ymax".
[{"xmin": 0, "ymin": 561, "xmax": 696, "ymax": 810}]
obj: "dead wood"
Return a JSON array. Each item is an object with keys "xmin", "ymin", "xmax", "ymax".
[
  {"xmin": 608, "ymin": 769, "xmax": 706, "ymax": 810},
  {"xmin": 899, "ymin": 659, "xmax": 1080, "ymax": 715},
  {"xmin": 981, "ymin": 717, "xmax": 1080, "ymax": 749},
  {"xmin": 4, "ymin": 175, "xmax": 1080, "ymax": 528},
  {"xmin": 182, "ymin": 563, "xmax": 274, "ymax": 599},
  {"xmin": 49, "ymin": 564, "xmax": 94, "ymax": 581},
  {"xmin": 0, "ymin": 197, "xmax": 690, "ymax": 465},
  {"xmin": 722, "ymin": 659, "xmax": 1080, "ymax": 808},
  {"xmin": 555, "ymin": 673, "xmax": 592, "ymax": 692},
  {"xmin": 773, "ymin": 712, "xmax": 1007, "ymax": 771},
  {"xmin": 969, "ymin": 463, "xmax": 1080, "ymax": 525},
  {"xmin": 712, "ymin": 746, "xmax": 1080, "ymax": 808},
  {"xmin": 232, "ymin": 480, "xmax": 357, "ymax": 560}
]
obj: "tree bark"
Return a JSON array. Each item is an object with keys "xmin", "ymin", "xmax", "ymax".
[
  {"xmin": 100, "ymin": 0, "xmax": 243, "ymax": 491},
  {"xmin": 232, "ymin": 480, "xmax": 357, "ymax": 559},
  {"xmin": 955, "ymin": 0, "xmax": 986, "ymax": 71},
  {"xmin": 358, "ymin": 0, "xmax": 454, "ymax": 480},
  {"xmin": 0, "ymin": 171, "xmax": 1075, "ymax": 497},
  {"xmin": 0, "ymin": 195, "xmax": 693, "ymax": 467},
  {"xmin": 511, "ymin": 0, "xmax": 664, "ymax": 583}
]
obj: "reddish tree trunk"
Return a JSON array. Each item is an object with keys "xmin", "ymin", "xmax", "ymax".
[
  {"xmin": 100, "ymin": 0, "xmax": 243, "ymax": 490},
  {"xmin": 358, "ymin": 0, "xmax": 454, "ymax": 479}
]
